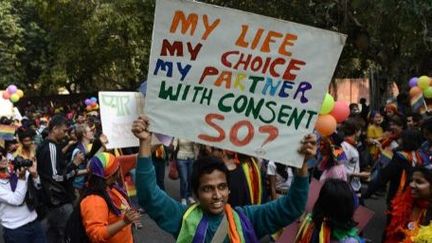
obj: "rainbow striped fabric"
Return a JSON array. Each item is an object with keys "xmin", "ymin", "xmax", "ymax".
[
  {"xmin": 0, "ymin": 125, "xmax": 15, "ymax": 141},
  {"xmin": 411, "ymin": 94, "xmax": 424, "ymax": 113}
]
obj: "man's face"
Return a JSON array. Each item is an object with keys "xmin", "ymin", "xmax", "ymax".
[
  {"xmin": 197, "ymin": 170, "xmax": 229, "ymax": 215},
  {"xmin": 77, "ymin": 115, "xmax": 85, "ymax": 124},
  {"xmin": 350, "ymin": 105, "xmax": 360, "ymax": 115},
  {"xmin": 390, "ymin": 122, "xmax": 403, "ymax": 136},
  {"xmin": 407, "ymin": 117, "xmax": 416, "ymax": 129},
  {"xmin": 84, "ymin": 127, "xmax": 94, "ymax": 141},
  {"xmin": 53, "ymin": 124, "xmax": 68, "ymax": 141},
  {"xmin": 21, "ymin": 137, "xmax": 33, "ymax": 149}
]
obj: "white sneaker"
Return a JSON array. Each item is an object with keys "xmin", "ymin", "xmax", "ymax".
[
  {"xmin": 181, "ymin": 198, "xmax": 187, "ymax": 205},
  {"xmin": 188, "ymin": 197, "xmax": 196, "ymax": 204}
]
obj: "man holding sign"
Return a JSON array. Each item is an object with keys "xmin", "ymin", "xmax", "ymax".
[
  {"xmin": 138, "ymin": 0, "xmax": 345, "ymax": 241},
  {"xmin": 133, "ymin": 116, "xmax": 316, "ymax": 242}
]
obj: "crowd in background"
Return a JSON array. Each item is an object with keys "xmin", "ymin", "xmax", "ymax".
[{"xmin": 1, "ymin": 93, "xmax": 432, "ymax": 243}]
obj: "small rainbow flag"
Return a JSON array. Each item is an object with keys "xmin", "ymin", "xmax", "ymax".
[
  {"xmin": 124, "ymin": 174, "xmax": 136, "ymax": 197},
  {"xmin": 411, "ymin": 94, "xmax": 424, "ymax": 113},
  {"xmin": 0, "ymin": 125, "xmax": 15, "ymax": 141}
]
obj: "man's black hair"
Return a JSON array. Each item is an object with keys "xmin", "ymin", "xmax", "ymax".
[
  {"xmin": 48, "ymin": 115, "xmax": 67, "ymax": 132},
  {"xmin": 191, "ymin": 156, "xmax": 229, "ymax": 196},
  {"xmin": 341, "ymin": 119, "xmax": 359, "ymax": 137},
  {"xmin": 389, "ymin": 115, "xmax": 406, "ymax": 129},
  {"xmin": 422, "ymin": 116, "xmax": 432, "ymax": 133},
  {"xmin": 16, "ymin": 127, "xmax": 36, "ymax": 141}
]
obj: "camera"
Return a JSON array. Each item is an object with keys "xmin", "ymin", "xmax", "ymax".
[{"xmin": 12, "ymin": 156, "xmax": 33, "ymax": 170}]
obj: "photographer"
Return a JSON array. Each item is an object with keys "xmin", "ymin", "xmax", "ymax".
[
  {"xmin": 0, "ymin": 147, "xmax": 46, "ymax": 243},
  {"xmin": 36, "ymin": 115, "xmax": 85, "ymax": 242}
]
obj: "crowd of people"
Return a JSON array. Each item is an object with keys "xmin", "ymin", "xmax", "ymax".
[{"xmin": 1, "ymin": 94, "xmax": 432, "ymax": 243}]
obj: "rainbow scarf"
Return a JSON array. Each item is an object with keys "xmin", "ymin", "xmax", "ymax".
[
  {"xmin": 176, "ymin": 204, "xmax": 258, "ymax": 243},
  {"xmin": 295, "ymin": 214, "xmax": 362, "ymax": 243},
  {"xmin": 241, "ymin": 158, "xmax": 262, "ymax": 205},
  {"xmin": 107, "ymin": 185, "xmax": 131, "ymax": 216},
  {"xmin": 0, "ymin": 125, "xmax": 15, "ymax": 141}
]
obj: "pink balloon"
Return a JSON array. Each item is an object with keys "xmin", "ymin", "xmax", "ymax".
[
  {"xmin": 330, "ymin": 101, "xmax": 350, "ymax": 123},
  {"xmin": 2, "ymin": 91, "xmax": 10, "ymax": 100}
]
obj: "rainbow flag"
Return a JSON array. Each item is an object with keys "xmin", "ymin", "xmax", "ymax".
[
  {"xmin": 124, "ymin": 173, "xmax": 136, "ymax": 197},
  {"xmin": 411, "ymin": 94, "xmax": 424, "ymax": 113},
  {"xmin": 0, "ymin": 125, "xmax": 15, "ymax": 141}
]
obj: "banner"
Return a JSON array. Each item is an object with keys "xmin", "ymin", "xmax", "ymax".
[{"xmin": 145, "ymin": 0, "xmax": 346, "ymax": 166}]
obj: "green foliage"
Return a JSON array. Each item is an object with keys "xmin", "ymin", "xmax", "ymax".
[
  {"xmin": 0, "ymin": 0, "xmax": 430, "ymax": 95},
  {"xmin": 0, "ymin": 1, "xmax": 25, "ymax": 87}
]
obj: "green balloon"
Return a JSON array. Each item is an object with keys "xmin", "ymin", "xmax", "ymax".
[
  {"xmin": 9, "ymin": 93, "xmax": 19, "ymax": 103},
  {"xmin": 320, "ymin": 93, "xmax": 335, "ymax": 114},
  {"xmin": 417, "ymin": 75, "xmax": 430, "ymax": 90},
  {"xmin": 424, "ymin": 87, "xmax": 432, "ymax": 98}
]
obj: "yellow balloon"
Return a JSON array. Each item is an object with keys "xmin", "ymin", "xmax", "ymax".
[
  {"xmin": 418, "ymin": 75, "xmax": 431, "ymax": 90},
  {"xmin": 16, "ymin": 89, "xmax": 24, "ymax": 98}
]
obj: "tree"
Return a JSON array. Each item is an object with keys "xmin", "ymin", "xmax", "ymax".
[
  {"xmin": 0, "ymin": 1, "xmax": 25, "ymax": 87},
  {"xmin": 1, "ymin": 0, "xmax": 431, "ymax": 100},
  {"xmin": 204, "ymin": 0, "xmax": 432, "ymax": 104}
]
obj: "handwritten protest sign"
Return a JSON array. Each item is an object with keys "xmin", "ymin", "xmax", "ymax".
[
  {"xmin": 145, "ymin": 0, "xmax": 346, "ymax": 166},
  {"xmin": 99, "ymin": 92, "xmax": 145, "ymax": 149},
  {"xmin": 99, "ymin": 91, "xmax": 172, "ymax": 149}
]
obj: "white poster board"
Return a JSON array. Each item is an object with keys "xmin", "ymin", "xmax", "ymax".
[
  {"xmin": 0, "ymin": 91, "xmax": 14, "ymax": 118},
  {"xmin": 99, "ymin": 92, "xmax": 145, "ymax": 149},
  {"xmin": 145, "ymin": 0, "xmax": 346, "ymax": 166}
]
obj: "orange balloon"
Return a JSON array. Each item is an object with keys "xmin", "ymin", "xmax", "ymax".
[
  {"xmin": 410, "ymin": 87, "xmax": 423, "ymax": 98},
  {"xmin": 315, "ymin": 114, "xmax": 337, "ymax": 137}
]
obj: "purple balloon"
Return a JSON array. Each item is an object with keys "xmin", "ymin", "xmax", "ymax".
[
  {"xmin": 409, "ymin": 77, "xmax": 418, "ymax": 88},
  {"xmin": 84, "ymin": 99, "xmax": 91, "ymax": 106},
  {"xmin": 7, "ymin": 85, "xmax": 17, "ymax": 94}
]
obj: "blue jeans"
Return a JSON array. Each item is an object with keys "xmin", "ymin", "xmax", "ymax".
[
  {"xmin": 177, "ymin": 158, "xmax": 194, "ymax": 199},
  {"xmin": 3, "ymin": 220, "xmax": 46, "ymax": 243}
]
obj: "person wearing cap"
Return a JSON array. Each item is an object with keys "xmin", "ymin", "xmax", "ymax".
[
  {"xmin": 80, "ymin": 152, "xmax": 141, "ymax": 243},
  {"xmin": 132, "ymin": 116, "xmax": 314, "ymax": 242}
]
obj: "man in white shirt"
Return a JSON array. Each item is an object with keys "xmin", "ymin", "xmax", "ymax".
[
  {"xmin": 0, "ymin": 147, "xmax": 46, "ymax": 243},
  {"xmin": 340, "ymin": 121, "xmax": 370, "ymax": 197}
]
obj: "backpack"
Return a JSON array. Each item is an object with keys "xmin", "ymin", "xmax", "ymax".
[{"xmin": 64, "ymin": 204, "xmax": 89, "ymax": 243}]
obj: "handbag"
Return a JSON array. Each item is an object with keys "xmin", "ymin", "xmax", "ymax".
[{"xmin": 168, "ymin": 159, "xmax": 179, "ymax": 180}]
